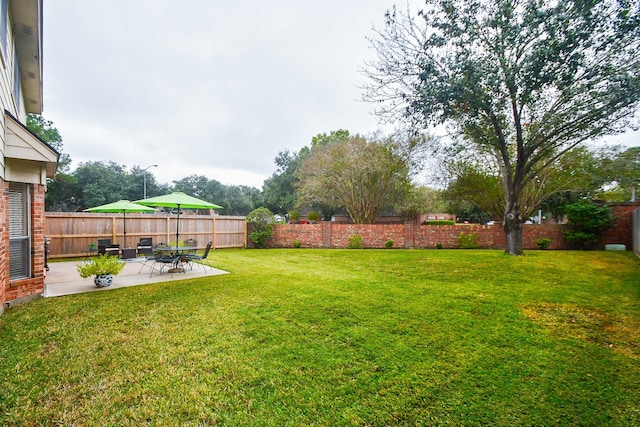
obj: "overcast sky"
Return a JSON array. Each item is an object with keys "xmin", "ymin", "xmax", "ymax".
[
  {"xmin": 43, "ymin": 1, "xmax": 638, "ymax": 190},
  {"xmin": 42, "ymin": 1, "xmax": 421, "ymax": 189}
]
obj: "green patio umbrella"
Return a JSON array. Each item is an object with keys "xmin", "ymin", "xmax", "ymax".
[
  {"xmin": 85, "ymin": 200, "xmax": 157, "ymax": 248},
  {"xmin": 135, "ymin": 192, "xmax": 222, "ymax": 246}
]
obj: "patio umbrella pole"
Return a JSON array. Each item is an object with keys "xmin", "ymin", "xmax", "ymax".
[
  {"xmin": 123, "ymin": 210, "xmax": 127, "ymax": 248},
  {"xmin": 176, "ymin": 203, "xmax": 181, "ymax": 246}
]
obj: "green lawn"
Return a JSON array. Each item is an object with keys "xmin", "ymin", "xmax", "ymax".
[{"xmin": 1, "ymin": 249, "xmax": 639, "ymax": 426}]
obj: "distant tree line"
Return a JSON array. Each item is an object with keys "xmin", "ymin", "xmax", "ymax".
[
  {"xmin": 47, "ymin": 160, "xmax": 261, "ymax": 216},
  {"xmin": 29, "ymin": 115, "xmax": 639, "ymax": 222}
]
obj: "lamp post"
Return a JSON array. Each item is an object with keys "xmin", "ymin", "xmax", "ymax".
[{"xmin": 142, "ymin": 164, "xmax": 158, "ymax": 199}]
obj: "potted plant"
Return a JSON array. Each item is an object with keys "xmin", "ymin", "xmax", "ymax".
[{"xmin": 77, "ymin": 254, "xmax": 126, "ymax": 287}]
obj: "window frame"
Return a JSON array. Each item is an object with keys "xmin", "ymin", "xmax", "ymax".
[{"xmin": 9, "ymin": 182, "xmax": 31, "ymax": 280}]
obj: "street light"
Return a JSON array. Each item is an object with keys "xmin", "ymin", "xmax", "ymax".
[{"xmin": 142, "ymin": 164, "xmax": 158, "ymax": 199}]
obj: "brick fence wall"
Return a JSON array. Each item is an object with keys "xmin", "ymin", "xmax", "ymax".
[
  {"xmin": 634, "ymin": 206, "xmax": 640, "ymax": 254},
  {"xmin": 267, "ymin": 222, "xmax": 570, "ymax": 250},
  {"xmin": 599, "ymin": 203, "xmax": 638, "ymax": 249},
  {"xmin": 266, "ymin": 203, "xmax": 638, "ymax": 250}
]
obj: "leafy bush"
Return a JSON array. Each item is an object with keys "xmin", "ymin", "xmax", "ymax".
[
  {"xmin": 457, "ymin": 231, "xmax": 478, "ymax": 249},
  {"xmin": 247, "ymin": 207, "xmax": 276, "ymax": 248},
  {"xmin": 293, "ymin": 240, "xmax": 302, "ymax": 248},
  {"xmin": 563, "ymin": 201, "xmax": 612, "ymax": 249},
  {"xmin": 564, "ymin": 231, "xmax": 600, "ymax": 249},
  {"xmin": 435, "ymin": 242, "xmax": 443, "ymax": 249},
  {"xmin": 77, "ymin": 254, "xmax": 125, "ymax": 278},
  {"xmin": 307, "ymin": 211, "xmax": 321, "ymax": 222},
  {"xmin": 536, "ymin": 238, "xmax": 551, "ymax": 250},
  {"xmin": 384, "ymin": 239, "xmax": 394, "ymax": 249},
  {"xmin": 348, "ymin": 234, "xmax": 363, "ymax": 249},
  {"xmin": 288, "ymin": 210, "xmax": 301, "ymax": 222}
]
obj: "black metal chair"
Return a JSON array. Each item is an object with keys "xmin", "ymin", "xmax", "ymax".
[
  {"xmin": 186, "ymin": 241, "xmax": 213, "ymax": 273},
  {"xmin": 97, "ymin": 238, "xmax": 111, "ymax": 255},
  {"xmin": 149, "ymin": 253, "xmax": 183, "ymax": 277},
  {"xmin": 138, "ymin": 249, "xmax": 158, "ymax": 274},
  {"xmin": 121, "ymin": 248, "xmax": 137, "ymax": 260},
  {"xmin": 105, "ymin": 243, "xmax": 120, "ymax": 257},
  {"xmin": 137, "ymin": 237, "xmax": 153, "ymax": 258},
  {"xmin": 183, "ymin": 238, "xmax": 197, "ymax": 255}
]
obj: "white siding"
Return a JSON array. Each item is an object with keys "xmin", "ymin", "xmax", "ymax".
[{"xmin": 0, "ymin": 6, "xmax": 29, "ymax": 181}]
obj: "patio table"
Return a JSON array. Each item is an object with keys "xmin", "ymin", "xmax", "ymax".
[{"xmin": 152, "ymin": 246, "xmax": 196, "ymax": 274}]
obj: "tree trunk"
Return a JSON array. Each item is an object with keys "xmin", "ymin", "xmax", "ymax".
[{"xmin": 504, "ymin": 196, "xmax": 524, "ymax": 255}]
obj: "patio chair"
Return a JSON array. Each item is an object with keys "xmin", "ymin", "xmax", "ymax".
[
  {"xmin": 137, "ymin": 250, "xmax": 158, "ymax": 274},
  {"xmin": 105, "ymin": 244, "xmax": 120, "ymax": 256},
  {"xmin": 185, "ymin": 241, "xmax": 213, "ymax": 273},
  {"xmin": 121, "ymin": 248, "xmax": 137, "ymax": 260},
  {"xmin": 183, "ymin": 238, "xmax": 197, "ymax": 254},
  {"xmin": 97, "ymin": 239, "xmax": 111, "ymax": 255},
  {"xmin": 149, "ymin": 253, "xmax": 183, "ymax": 278},
  {"xmin": 137, "ymin": 237, "xmax": 153, "ymax": 258}
]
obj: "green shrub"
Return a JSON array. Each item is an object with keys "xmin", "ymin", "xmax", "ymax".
[
  {"xmin": 457, "ymin": 231, "xmax": 478, "ymax": 249},
  {"xmin": 348, "ymin": 234, "xmax": 363, "ymax": 249},
  {"xmin": 435, "ymin": 242, "xmax": 443, "ymax": 249},
  {"xmin": 564, "ymin": 231, "xmax": 600, "ymax": 249},
  {"xmin": 536, "ymin": 238, "xmax": 551, "ymax": 250},
  {"xmin": 563, "ymin": 201, "xmax": 612, "ymax": 249},
  {"xmin": 293, "ymin": 240, "xmax": 302, "ymax": 248},
  {"xmin": 77, "ymin": 254, "xmax": 125, "ymax": 278},
  {"xmin": 288, "ymin": 210, "xmax": 301, "ymax": 222},
  {"xmin": 384, "ymin": 239, "xmax": 394, "ymax": 249},
  {"xmin": 247, "ymin": 207, "xmax": 275, "ymax": 248},
  {"xmin": 307, "ymin": 211, "xmax": 321, "ymax": 222}
]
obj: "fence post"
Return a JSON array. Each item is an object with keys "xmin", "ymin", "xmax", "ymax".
[
  {"xmin": 212, "ymin": 216, "xmax": 216, "ymax": 249},
  {"xmin": 111, "ymin": 217, "xmax": 117, "ymax": 244},
  {"xmin": 165, "ymin": 216, "xmax": 171, "ymax": 244}
]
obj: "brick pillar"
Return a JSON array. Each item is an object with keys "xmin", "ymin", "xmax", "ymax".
[
  {"xmin": 322, "ymin": 221, "xmax": 332, "ymax": 248},
  {"xmin": 404, "ymin": 221, "xmax": 415, "ymax": 248}
]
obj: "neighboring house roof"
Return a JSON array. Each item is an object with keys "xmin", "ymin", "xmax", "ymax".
[
  {"xmin": 11, "ymin": 0, "xmax": 43, "ymax": 114},
  {"xmin": 4, "ymin": 110, "xmax": 58, "ymax": 178}
]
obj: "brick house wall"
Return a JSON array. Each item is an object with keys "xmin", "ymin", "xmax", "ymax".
[
  {"xmin": 1, "ymin": 182, "xmax": 47, "ymax": 312},
  {"xmin": 0, "ymin": 179, "xmax": 7, "ymax": 312},
  {"xmin": 0, "ymin": 0, "xmax": 56, "ymax": 315}
]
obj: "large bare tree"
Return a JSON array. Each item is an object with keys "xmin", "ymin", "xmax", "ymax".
[{"xmin": 363, "ymin": 0, "xmax": 640, "ymax": 254}]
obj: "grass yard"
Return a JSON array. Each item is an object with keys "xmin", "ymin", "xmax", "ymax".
[{"xmin": 1, "ymin": 249, "xmax": 639, "ymax": 426}]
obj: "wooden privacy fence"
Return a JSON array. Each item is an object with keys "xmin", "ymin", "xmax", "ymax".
[{"xmin": 45, "ymin": 212, "xmax": 247, "ymax": 258}]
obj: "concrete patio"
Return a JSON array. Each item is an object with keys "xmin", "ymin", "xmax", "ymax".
[{"xmin": 44, "ymin": 259, "xmax": 229, "ymax": 297}]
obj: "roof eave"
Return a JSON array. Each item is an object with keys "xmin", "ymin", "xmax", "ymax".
[{"xmin": 10, "ymin": 0, "xmax": 43, "ymax": 114}]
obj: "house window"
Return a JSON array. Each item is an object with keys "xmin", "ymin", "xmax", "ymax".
[{"xmin": 9, "ymin": 183, "xmax": 31, "ymax": 279}]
